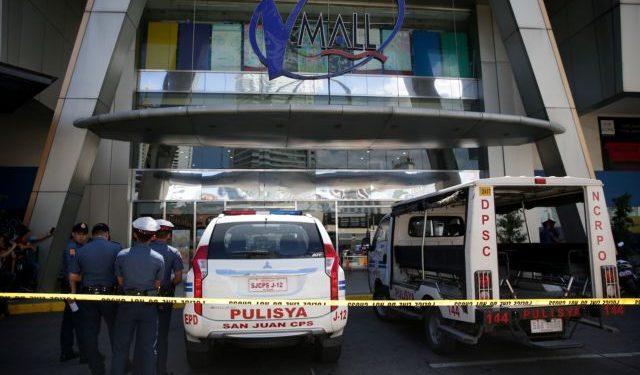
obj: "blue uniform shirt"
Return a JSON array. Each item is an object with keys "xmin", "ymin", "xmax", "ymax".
[
  {"xmin": 69, "ymin": 237, "xmax": 122, "ymax": 287},
  {"xmin": 115, "ymin": 244, "xmax": 164, "ymax": 291},
  {"xmin": 149, "ymin": 240, "xmax": 184, "ymax": 288},
  {"xmin": 62, "ymin": 239, "xmax": 83, "ymax": 278}
]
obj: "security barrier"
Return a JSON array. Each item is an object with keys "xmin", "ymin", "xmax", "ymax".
[{"xmin": 1, "ymin": 293, "xmax": 638, "ymax": 307}]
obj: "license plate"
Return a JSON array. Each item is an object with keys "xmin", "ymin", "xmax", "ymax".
[
  {"xmin": 530, "ymin": 318, "xmax": 563, "ymax": 333},
  {"xmin": 248, "ymin": 278, "xmax": 287, "ymax": 292}
]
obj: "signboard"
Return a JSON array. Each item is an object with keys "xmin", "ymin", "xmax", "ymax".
[
  {"xmin": 248, "ymin": 0, "xmax": 405, "ymax": 80},
  {"xmin": 599, "ymin": 117, "xmax": 640, "ymax": 170}
]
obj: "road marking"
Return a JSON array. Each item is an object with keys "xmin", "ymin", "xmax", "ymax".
[{"xmin": 429, "ymin": 352, "xmax": 640, "ymax": 368}]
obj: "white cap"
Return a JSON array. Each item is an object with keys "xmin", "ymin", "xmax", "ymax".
[
  {"xmin": 132, "ymin": 217, "xmax": 160, "ymax": 233},
  {"xmin": 155, "ymin": 219, "xmax": 174, "ymax": 231}
]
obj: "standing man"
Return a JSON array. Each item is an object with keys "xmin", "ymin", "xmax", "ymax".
[
  {"xmin": 60, "ymin": 222, "xmax": 89, "ymax": 363},
  {"xmin": 69, "ymin": 223, "xmax": 122, "ymax": 375},
  {"xmin": 150, "ymin": 219, "xmax": 183, "ymax": 375},
  {"xmin": 112, "ymin": 217, "xmax": 164, "ymax": 375}
]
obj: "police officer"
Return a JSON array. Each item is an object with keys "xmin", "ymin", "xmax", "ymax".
[
  {"xmin": 60, "ymin": 222, "xmax": 88, "ymax": 363},
  {"xmin": 149, "ymin": 219, "xmax": 183, "ymax": 375},
  {"xmin": 112, "ymin": 217, "xmax": 164, "ymax": 375},
  {"xmin": 69, "ymin": 223, "xmax": 122, "ymax": 375}
]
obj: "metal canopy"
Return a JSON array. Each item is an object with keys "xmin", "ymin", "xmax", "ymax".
[
  {"xmin": 74, "ymin": 104, "xmax": 564, "ymax": 149},
  {"xmin": 0, "ymin": 62, "xmax": 56, "ymax": 113}
]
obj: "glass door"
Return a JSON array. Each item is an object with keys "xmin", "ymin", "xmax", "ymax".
[{"xmin": 166, "ymin": 202, "xmax": 195, "ymax": 270}]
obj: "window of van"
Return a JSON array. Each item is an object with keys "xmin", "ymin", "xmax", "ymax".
[
  {"xmin": 208, "ymin": 221, "xmax": 324, "ymax": 259},
  {"xmin": 408, "ymin": 216, "xmax": 465, "ymax": 237}
]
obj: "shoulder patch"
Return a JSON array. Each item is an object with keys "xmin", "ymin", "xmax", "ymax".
[{"xmin": 69, "ymin": 248, "xmax": 76, "ymax": 256}]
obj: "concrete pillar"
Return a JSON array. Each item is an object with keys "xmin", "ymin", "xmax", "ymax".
[
  {"xmin": 25, "ymin": 0, "xmax": 146, "ymax": 291},
  {"xmin": 489, "ymin": 0, "xmax": 594, "ymax": 179},
  {"xmin": 476, "ymin": 4, "xmax": 534, "ymax": 178},
  {"xmin": 489, "ymin": 0, "xmax": 590, "ymax": 241}
]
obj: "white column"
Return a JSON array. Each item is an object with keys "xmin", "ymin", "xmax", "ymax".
[{"xmin": 27, "ymin": 0, "xmax": 146, "ymax": 291}]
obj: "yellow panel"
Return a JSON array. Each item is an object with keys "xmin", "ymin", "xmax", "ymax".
[{"xmin": 145, "ymin": 22, "xmax": 178, "ymax": 69}]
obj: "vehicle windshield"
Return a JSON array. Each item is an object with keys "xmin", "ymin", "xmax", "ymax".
[{"xmin": 208, "ymin": 221, "xmax": 324, "ymax": 259}]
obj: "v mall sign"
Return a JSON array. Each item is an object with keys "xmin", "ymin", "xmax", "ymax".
[{"xmin": 249, "ymin": 0, "xmax": 405, "ymax": 80}]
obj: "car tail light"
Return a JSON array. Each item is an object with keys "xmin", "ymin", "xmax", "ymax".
[
  {"xmin": 601, "ymin": 265, "xmax": 620, "ymax": 298},
  {"xmin": 475, "ymin": 270, "xmax": 492, "ymax": 300},
  {"xmin": 324, "ymin": 243, "xmax": 339, "ymax": 311},
  {"xmin": 192, "ymin": 245, "xmax": 208, "ymax": 315}
]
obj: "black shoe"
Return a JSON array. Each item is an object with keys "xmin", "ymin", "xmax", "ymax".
[{"xmin": 60, "ymin": 352, "xmax": 79, "ymax": 362}]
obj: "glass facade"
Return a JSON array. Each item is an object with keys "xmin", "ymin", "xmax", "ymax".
[{"xmin": 131, "ymin": 1, "xmax": 488, "ymax": 261}]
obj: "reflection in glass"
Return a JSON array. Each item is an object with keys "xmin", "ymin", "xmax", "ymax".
[
  {"xmin": 133, "ymin": 202, "xmax": 164, "ymax": 220},
  {"xmin": 195, "ymin": 201, "xmax": 224, "ymax": 246},
  {"xmin": 166, "ymin": 202, "xmax": 194, "ymax": 268}
]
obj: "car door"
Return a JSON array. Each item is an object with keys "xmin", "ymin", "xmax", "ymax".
[{"xmin": 368, "ymin": 216, "xmax": 391, "ymax": 292}]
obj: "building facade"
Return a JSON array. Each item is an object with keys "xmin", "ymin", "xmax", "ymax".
[{"xmin": 0, "ymin": 0, "xmax": 639, "ymax": 291}]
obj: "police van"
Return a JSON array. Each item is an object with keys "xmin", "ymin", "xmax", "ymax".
[
  {"xmin": 368, "ymin": 177, "xmax": 621, "ymax": 353},
  {"xmin": 183, "ymin": 210, "xmax": 347, "ymax": 367}
]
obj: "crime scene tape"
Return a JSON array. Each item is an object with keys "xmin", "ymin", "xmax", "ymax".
[{"xmin": 0, "ymin": 293, "xmax": 639, "ymax": 307}]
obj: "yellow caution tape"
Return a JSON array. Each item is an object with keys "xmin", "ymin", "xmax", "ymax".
[{"xmin": 0, "ymin": 293, "xmax": 639, "ymax": 307}]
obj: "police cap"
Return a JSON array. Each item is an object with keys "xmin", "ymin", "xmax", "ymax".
[
  {"xmin": 72, "ymin": 222, "xmax": 89, "ymax": 234},
  {"xmin": 155, "ymin": 219, "xmax": 174, "ymax": 231},
  {"xmin": 132, "ymin": 217, "xmax": 160, "ymax": 234}
]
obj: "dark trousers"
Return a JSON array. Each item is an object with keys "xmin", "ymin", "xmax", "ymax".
[
  {"xmin": 156, "ymin": 303, "xmax": 173, "ymax": 375},
  {"xmin": 60, "ymin": 301, "xmax": 86, "ymax": 358},
  {"xmin": 112, "ymin": 303, "xmax": 158, "ymax": 375},
  {"xmin": 0, "ymin": 272, "xmax": 15, "ymax": 315},
  {"xmin": 79, "ymin": 300, "xmax": 116, "ymax": 375}
]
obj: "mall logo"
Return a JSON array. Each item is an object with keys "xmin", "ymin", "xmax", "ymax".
[{"xmin": 249, "ymin": 0, "xmax": 405, "ymax": 80}]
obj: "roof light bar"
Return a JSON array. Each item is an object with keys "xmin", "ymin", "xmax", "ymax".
[
  {"xmin": 534, "ymin": 177, "xmax": 547, "ymax": 184},
  {"xmin": 269, "ymin": 210, "xmax": 303, "ymax": 215},
  {"xmin": 223, "ymin": 210, "xmax": 256, "ymax": 215}
]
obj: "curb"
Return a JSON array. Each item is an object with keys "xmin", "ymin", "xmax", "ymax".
[{"xmin": 6, "ymin": 294, "xmax": 374, "ymax": 315}]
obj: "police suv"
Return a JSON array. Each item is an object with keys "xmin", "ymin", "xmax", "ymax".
[{"xmin": 183, "ymin": 210, "xmax": 347, "ymax": 367}]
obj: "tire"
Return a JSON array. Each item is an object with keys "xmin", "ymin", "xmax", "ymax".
[
  {"xmin": 373, "ymin": 287, "xmax": 392, "ymax": 321},
  {"xmin": 424, "ymin": 308, "xmax": 456, "ymax": 355},
  {"xmin": 186, "ymin": 346, "xmax": 212, "ymax": 369},
  {"xmin": 314, "ymin": 342, "xmax": 342, "ymax": 363}
]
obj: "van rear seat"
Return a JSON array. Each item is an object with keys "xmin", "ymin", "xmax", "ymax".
[
  {"xmin": 394, "ymin": 245, "xmax": 465, "ymax": 276},
  {"xmin": 497, "ymin": 243, "xmax": 589, "ymax": 276}
]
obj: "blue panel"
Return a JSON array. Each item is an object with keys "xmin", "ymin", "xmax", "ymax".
[
  {"xmin": 177, "ymin": 23, "xmax": 212, "ymax": 70},
  {"xmin": 535, "ymin": 170, "xmax": 640, "ymax": 207},
  {"xmin": 0, "ymin": 167, "xmax": 37, "ymax": 211},
  {"xmin": 411, "ymin": 31, "xmax": 442, "ymax": 77},
  {"xmin": 595, "ymin": 171, "xmax": 640, "ymax": 207}
]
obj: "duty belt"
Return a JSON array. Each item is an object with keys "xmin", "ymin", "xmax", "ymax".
[
  {"xmin": 124, "ymin": 289, "xmax": 159, "ymax": 296},
  {"xmin": 158, "ymin": 287, "xmax": 175, "ymax": 297},
  {"xmin": 81, "ymin": 286, "xmax": 114, "ymax": 295}
]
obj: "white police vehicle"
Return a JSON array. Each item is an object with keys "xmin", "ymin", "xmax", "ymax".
[
  {"xmin": 183, "ymin": 210, "xmax": 347, "ymax": 367},
  {"xmin": 369, "ymin": 177, "xmax": 621, "ymax": 353}
]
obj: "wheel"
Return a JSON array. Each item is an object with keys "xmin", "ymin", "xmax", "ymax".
[
  {"xmin": 314, "ymin": 342, "xmax": 342, "ymax": 363},
  {"xmin": 424, "ymin": 308, "xmax": 456, "ymax": 355},
  {"xmin": 373, "ymin": 287, "xmax": 392, "ymax": 321}
]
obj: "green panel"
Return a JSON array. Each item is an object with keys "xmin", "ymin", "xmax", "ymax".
[{"xmin": 441, "ymin": 32, "xmax": 470, "ymax": 78}]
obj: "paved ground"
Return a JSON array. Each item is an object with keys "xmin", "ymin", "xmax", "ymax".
[{"xmin": 1, "ymin": 305, "xmax": 639, "ymax": 375}]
